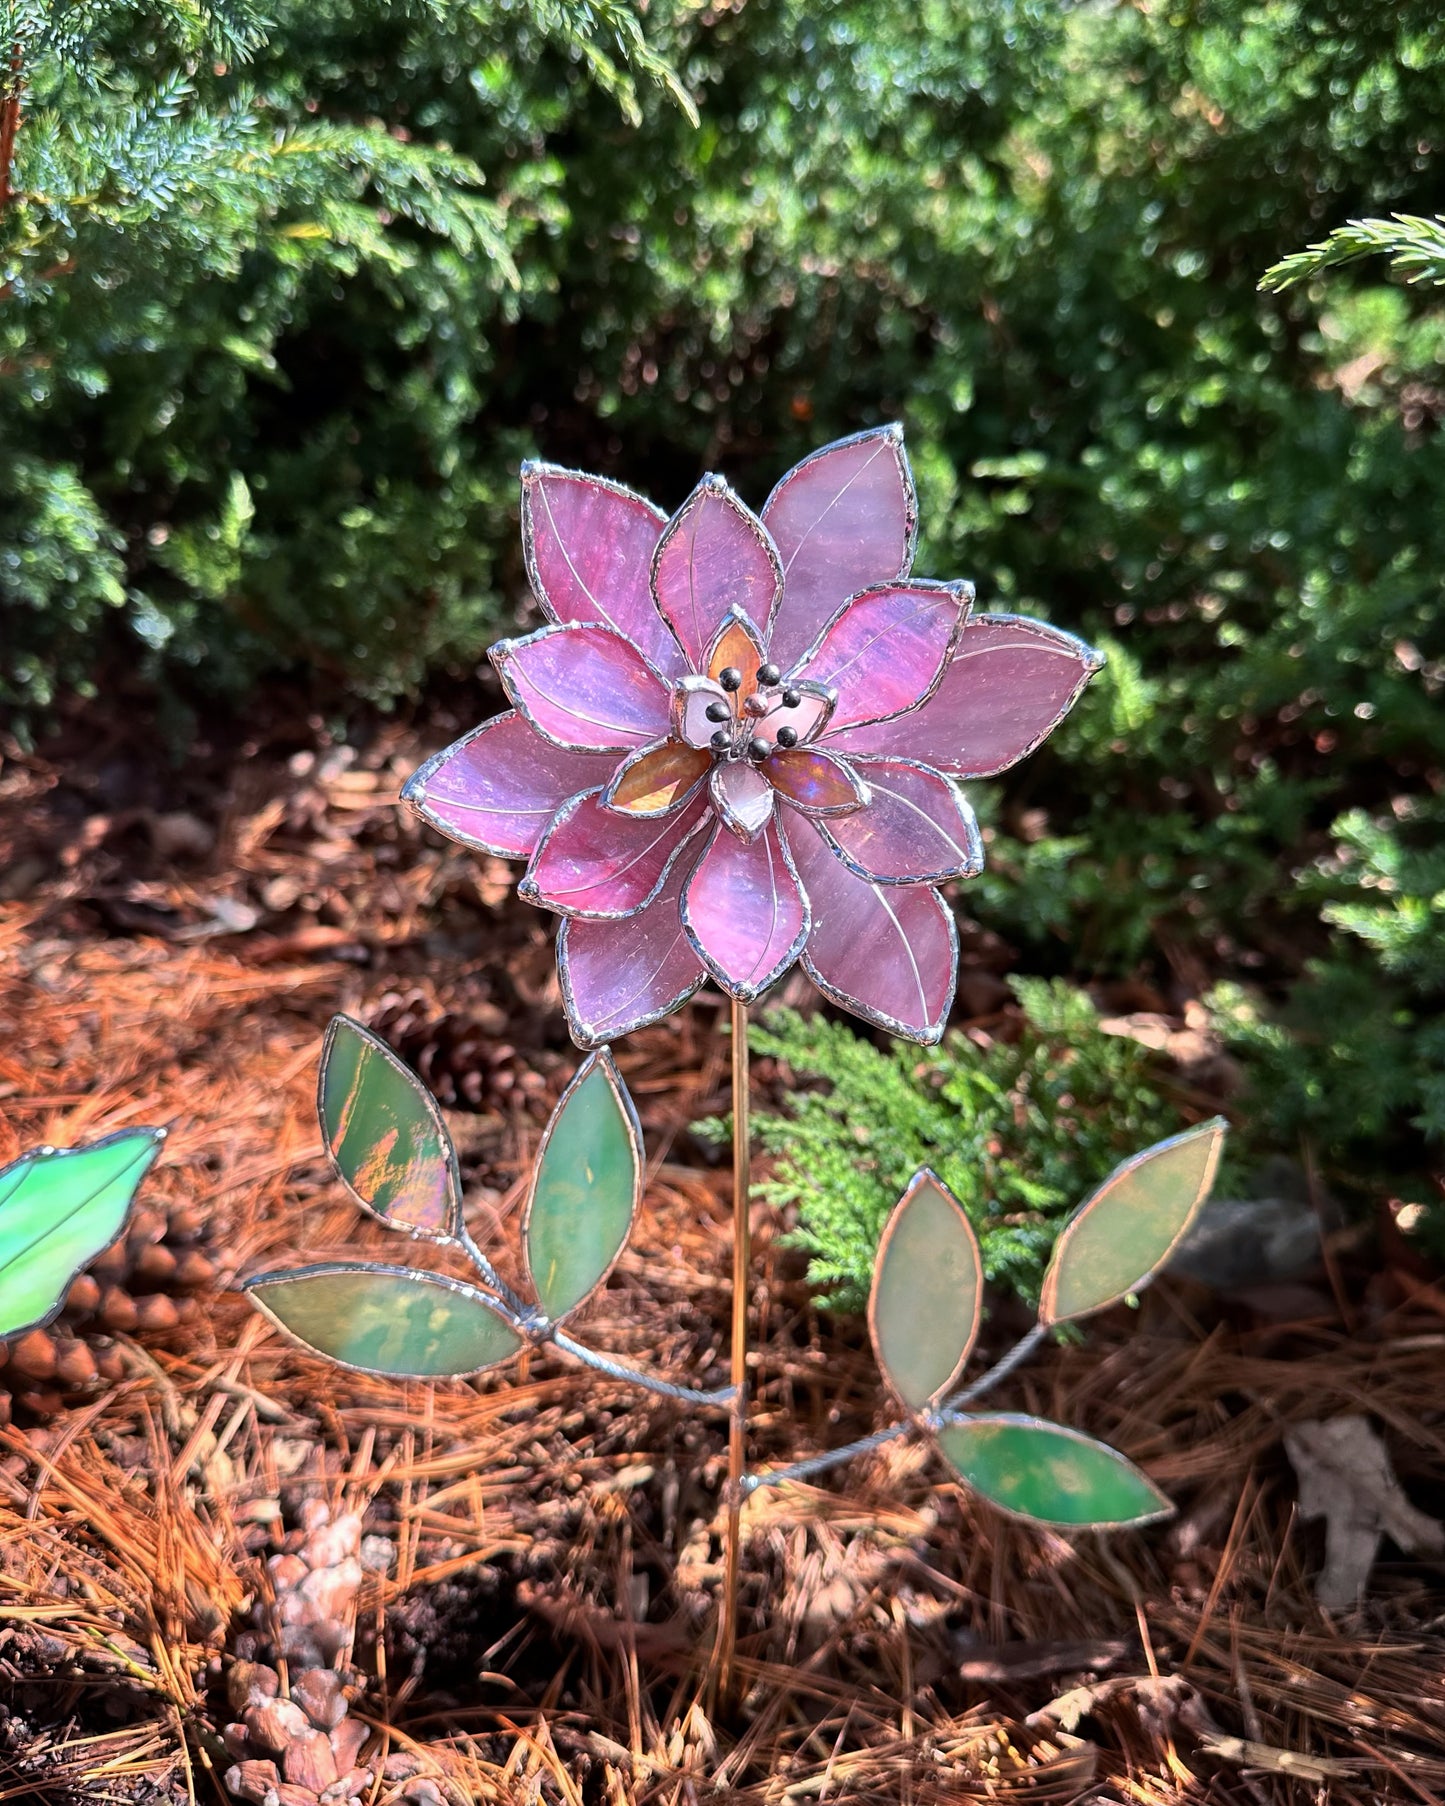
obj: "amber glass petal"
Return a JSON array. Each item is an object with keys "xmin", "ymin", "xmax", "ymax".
[
  {"xmin": 603, "ymin": 740, "xmax": 712, "ymax": 815},
  {"xmin": 244, "ymin": 1264, "xmax": 522, "ymax": 1378},
  {"xmin": 318, "ymin": 1016, "xmax": 462, "ymax": 1239},
  {"xmin": 765, "ymin": 747, "xmax": 868, "ymax": 816},
  {"xmin": 1038, "ymin": 1118, "xmax": 1227, "ymax": 1326},
  {"xmin": 937, "ymin": 1414, "xmax": 1173, "ymax": 1529},
  {"xmin": 524, "ymin": 1050, "xmax": 642, "ymax": 1322},
  {"xmin": 706, "ymin": 610, "xmax": 765, "ymax": 698},
  {"xmin": 868, "ymin": 1170, "xmax": 983, "ymax": 1412},
  {"xmin": 0, "ymin": 1130, "xmax": 164, "ymax": 1338}
]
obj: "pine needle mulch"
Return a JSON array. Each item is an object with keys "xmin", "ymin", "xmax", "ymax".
[{"xmin": 2, "ymin": 716, "xmax": 1444, "ymax": 1806}]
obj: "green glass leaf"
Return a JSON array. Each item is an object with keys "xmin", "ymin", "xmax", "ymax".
[
  {"xmin": 1038, "ymin": 1118, "xmax": 1227, "ymax": 1327},
  {"xmin": 0, "ymin": 1129, "xmax": 165, "ymax": 1338},
  {"xmin": 243, "ymin": 1263, "xmax": 523, "ymax": 1378},
  {"xmin": 868, "ymin": 1168, "xmax": 983, "ymax": 1412},
  {"xmin": 523, "ymin": 1048, "xmax": 642, "ymax": 1322},
  {"xmin": 318, "ymin": 1015, "xmax": 462, "ymax": 1240},
  {"xmin": 937, "ymin": 1414, "xmax": 1172, "ymax": 1529}
]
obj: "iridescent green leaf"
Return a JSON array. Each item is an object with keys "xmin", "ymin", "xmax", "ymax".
[
  {"xmin": 868, "ymin": 1168, "xmax": 982, "ymax": 1412},
  {"xmin": 243, "ymin": 1263, "xmax": 523, "ymax": 1378},
  {"xmin": 318, "ymin": 1015, "xmax": 462, "ymax": 1240},
  {"xmin": 523, "ymin": 1049, "xmax": 642, "ymax": 1322},
  {"xmin": 0, "ymin": 1129, "xmax": 165, "ymax": 1338},
  {"xmin": 1038, "ymin": 1118, "xmax": 1227, "ymax": 1327},
  {"xmin": 937, "ymin": 1414, "xmax": 1172, "ymax": 1528}
]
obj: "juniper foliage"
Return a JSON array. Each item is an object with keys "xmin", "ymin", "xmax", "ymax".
[
  {"xmin": 726, "ymin": 985, "xmax": 1180, "ymax": 1314},
  {"xmin": 0, "ymin": 0, "xmax": 686, "ymax": 712},
  {"xmin": 1262, "ymin": 213, "xmax": 1445, "ymax": 292}
]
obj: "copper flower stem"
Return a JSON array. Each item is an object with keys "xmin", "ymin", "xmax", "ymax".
[{"xmin": 716, "ymin": 994, "xmax": 752, "ymax": 1693}]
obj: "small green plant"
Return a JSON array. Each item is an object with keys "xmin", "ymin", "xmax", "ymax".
[{"xmin": 734, "ymin": 980, "xmax": 1183, "ymax": 1313}]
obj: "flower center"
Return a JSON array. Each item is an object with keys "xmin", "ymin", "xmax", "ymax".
[{"xmin": 704, "ymin": 663, "xmax": 807, "ymax": 767}]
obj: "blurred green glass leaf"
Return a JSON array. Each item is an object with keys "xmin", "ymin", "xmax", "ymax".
[
  {"xmin": 937, "ymin": 1414, "xmax": 1172, "ymax": 1528},
  {"xmin": 318, "ymin": 1015, "xmax": 461, "ymax": 1240},
  {"xmin": 0, "ymin": 1129, "xmax": 165, "ymax": 1337},
  {"xmin": 1039, "ymin": 1118, "xmax": 1226, "ymax": 1326},
  {"xmin": 868, "ymin": 1169, "xmax": 982, "ymax": 1412},
  {"xmin": 243, "ymin": 1263, "xmax": 522, "ymax": 1378},
  {"xmin": 524, "ymin": 1049, "xmax": 641, "ymax": 1322}
]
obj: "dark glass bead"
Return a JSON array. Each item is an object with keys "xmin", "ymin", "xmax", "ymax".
[
  {"xmin": 776, "ymin": 725, "xmax": 799, "ymax": 748},
  {"xmin": 782, "ymin": 687, "xmax": 802, "ymax": 708},
  {"xmin": 719, "ymin": 666, "xmax": 743, "ymax": 692},
  {"xmin": 758, "ymin": 662, "xmax": 781, "ymax": 686},
  {"xmin": 705, "ymin": 700, "xmax": 730, "ymax": 722},
  {"xmin": 750, "ymin": 737, "xmax": 774, "ymax": 761},
  {"xmin": 710, "ymin": 729, "xmax": 730, "ymax": 751}
]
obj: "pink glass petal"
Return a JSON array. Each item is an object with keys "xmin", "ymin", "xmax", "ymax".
[
  {"xmin": 710, "ymin": 759, "xmax": 776, "ymax": 840},
  {"xmin": 680, "ymin": 821, "xmax": 809, "ymax": 1001},
  {"xmin": 785, "ymin": 818, "xmax": 958, "ymax": 1042},
  {"xmin": 521, "ymin": 463, "xmax": 683, "ymax": 678},
  {"xmin": 521, "ymin": 786, "xmax": 709, "ymax": 918},
  {"xmin": 402, "ymin": 712, "xmax": 617, "ymax": 858},
  {"xmin": 755, "ymin": 679, "xmax": 835, "ymax": 746},
  {"xmin": 558, "ymin": 859, "xmax": 708, "ymax": 1047},
  {"xmin": 762, "ymin": 425, "xmax": 918, "ymax": 670},
  {"xmin": 791, "ymin": 581, "xmax": 970, "ymax": 735},
  {"xmin": 818, "ymin": 758, "xmax": 983, "ymax": 884},
  {"xmin": 825, "ymin": 612, "xmax": 1103, "ymax": 776},
  {"xmin": 764, "ymin": 746, "xmax": 868, "ymax": 817},
  {"xmin": 602, "ymin": 739, "xmax": 712, "ymax": 815},
  {"xmin": 491, "ymin": 622, "xmax": 672, "ymax": 753},
  {"xmin": 673, "ymin": 675, "xmax": 733, "ymax": 749},
  {"xmin": 651, "ymin": 477, "xmax": 783, "ymax": 670}
]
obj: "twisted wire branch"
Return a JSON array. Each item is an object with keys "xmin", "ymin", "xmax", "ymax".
[
  {"xmin": 456, "ymin": 1221, "xmax": 732, "ymax": 1408},
  {"xmin": 740, "ymin": 1323, "xmax": 1050, "ymax": 1495}
]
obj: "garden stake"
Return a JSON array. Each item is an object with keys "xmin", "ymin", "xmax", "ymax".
[{"xmin": 717, "ymin": 994, "xmax": 752, "ymax": 1694}]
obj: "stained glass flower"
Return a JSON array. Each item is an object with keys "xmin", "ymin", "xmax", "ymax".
[{"xmin": 404, "ymin": 427, "xmax": 1100, "ymax": 1047}]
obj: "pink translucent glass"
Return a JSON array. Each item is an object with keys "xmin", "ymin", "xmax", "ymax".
[
  {"xmin": 406, "ymin": 430, "xmax": 1100, "ymax": 1046},
  {"xmin": 763, "ymin": 427, "xmax": 916, "ymax": 671},
  {"xmin": 821, "ymin": 758, "xmax": 983, "ymax": 884},
  {"xmin": 792, "ymin": 582, "xmax": 968, "ymax": 733},
  {"xmin": 403, "ymin": 712, "xmax": 616, "ymax": 858},
  {"xmin": 710, "ymin": 759, "xmax": 775, "ymax": 839},
  {"xmin": 674, "ymin": 677, "xmax": 732, "ymax": 749},
  {"xmin": 787, "ymin": 817, "xmax": 958, "ymax": 1042},
  {"xmin": 755, "ymin": 681, "xmax": 834, "ymax": 745},
  {"xmin": 492, "ymin": 623, "xmax": 671, "ymax": 752},
  {"xmin": 652, "ymin": 479, "xmax": 783, "ymax": 669},
  {"xmin": 522, "ymin": 788, "xmax": 709, "ymax": 917},
  {"xmin": 522, "ymin": 465, "xmax": 684, "ymax": 677},
  {"xmin": 827, "ymin": 614, "xmax": 1101, "ymax": 776},
  {"xmin": 558, "ymin": 861, "xmax": 706, "ymax": 1046},
  {"xmin": 681, "ymin": 824, "xmax": 808, "ymax": 1000}
]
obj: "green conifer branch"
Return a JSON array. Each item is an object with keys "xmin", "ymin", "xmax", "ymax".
[{"xmin": 1261, "ymin": 213, "xmax": 1445, "ymax": 292}]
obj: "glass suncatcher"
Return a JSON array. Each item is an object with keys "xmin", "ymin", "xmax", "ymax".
[
  {"xmin": 743, "ymin": 1118, "xmax": 1227, "ymax": 1519},
  {"xmin": 0, "ymin": 1129, "xmax": 166, "ymax": 1339},
  {"xmin": 244, "ymin": 1016, "xmax": 728, "ymax": 1404},
  {"xmin": 235, "ymin": 426, "xmax": 1217, "ymax": 1690}
]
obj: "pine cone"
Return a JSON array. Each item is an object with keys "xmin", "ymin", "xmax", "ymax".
[
  {"xmin": 0, "ymin": 1194, "xmax": 216, "ymax": 1421},
  {"xmin": 369, "ymin": 988, "xmax": 549, "ymax": 1115},
  {"xmin": 219, "ymin": 1501, "xmax": 407, "ymax": 1806}
]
